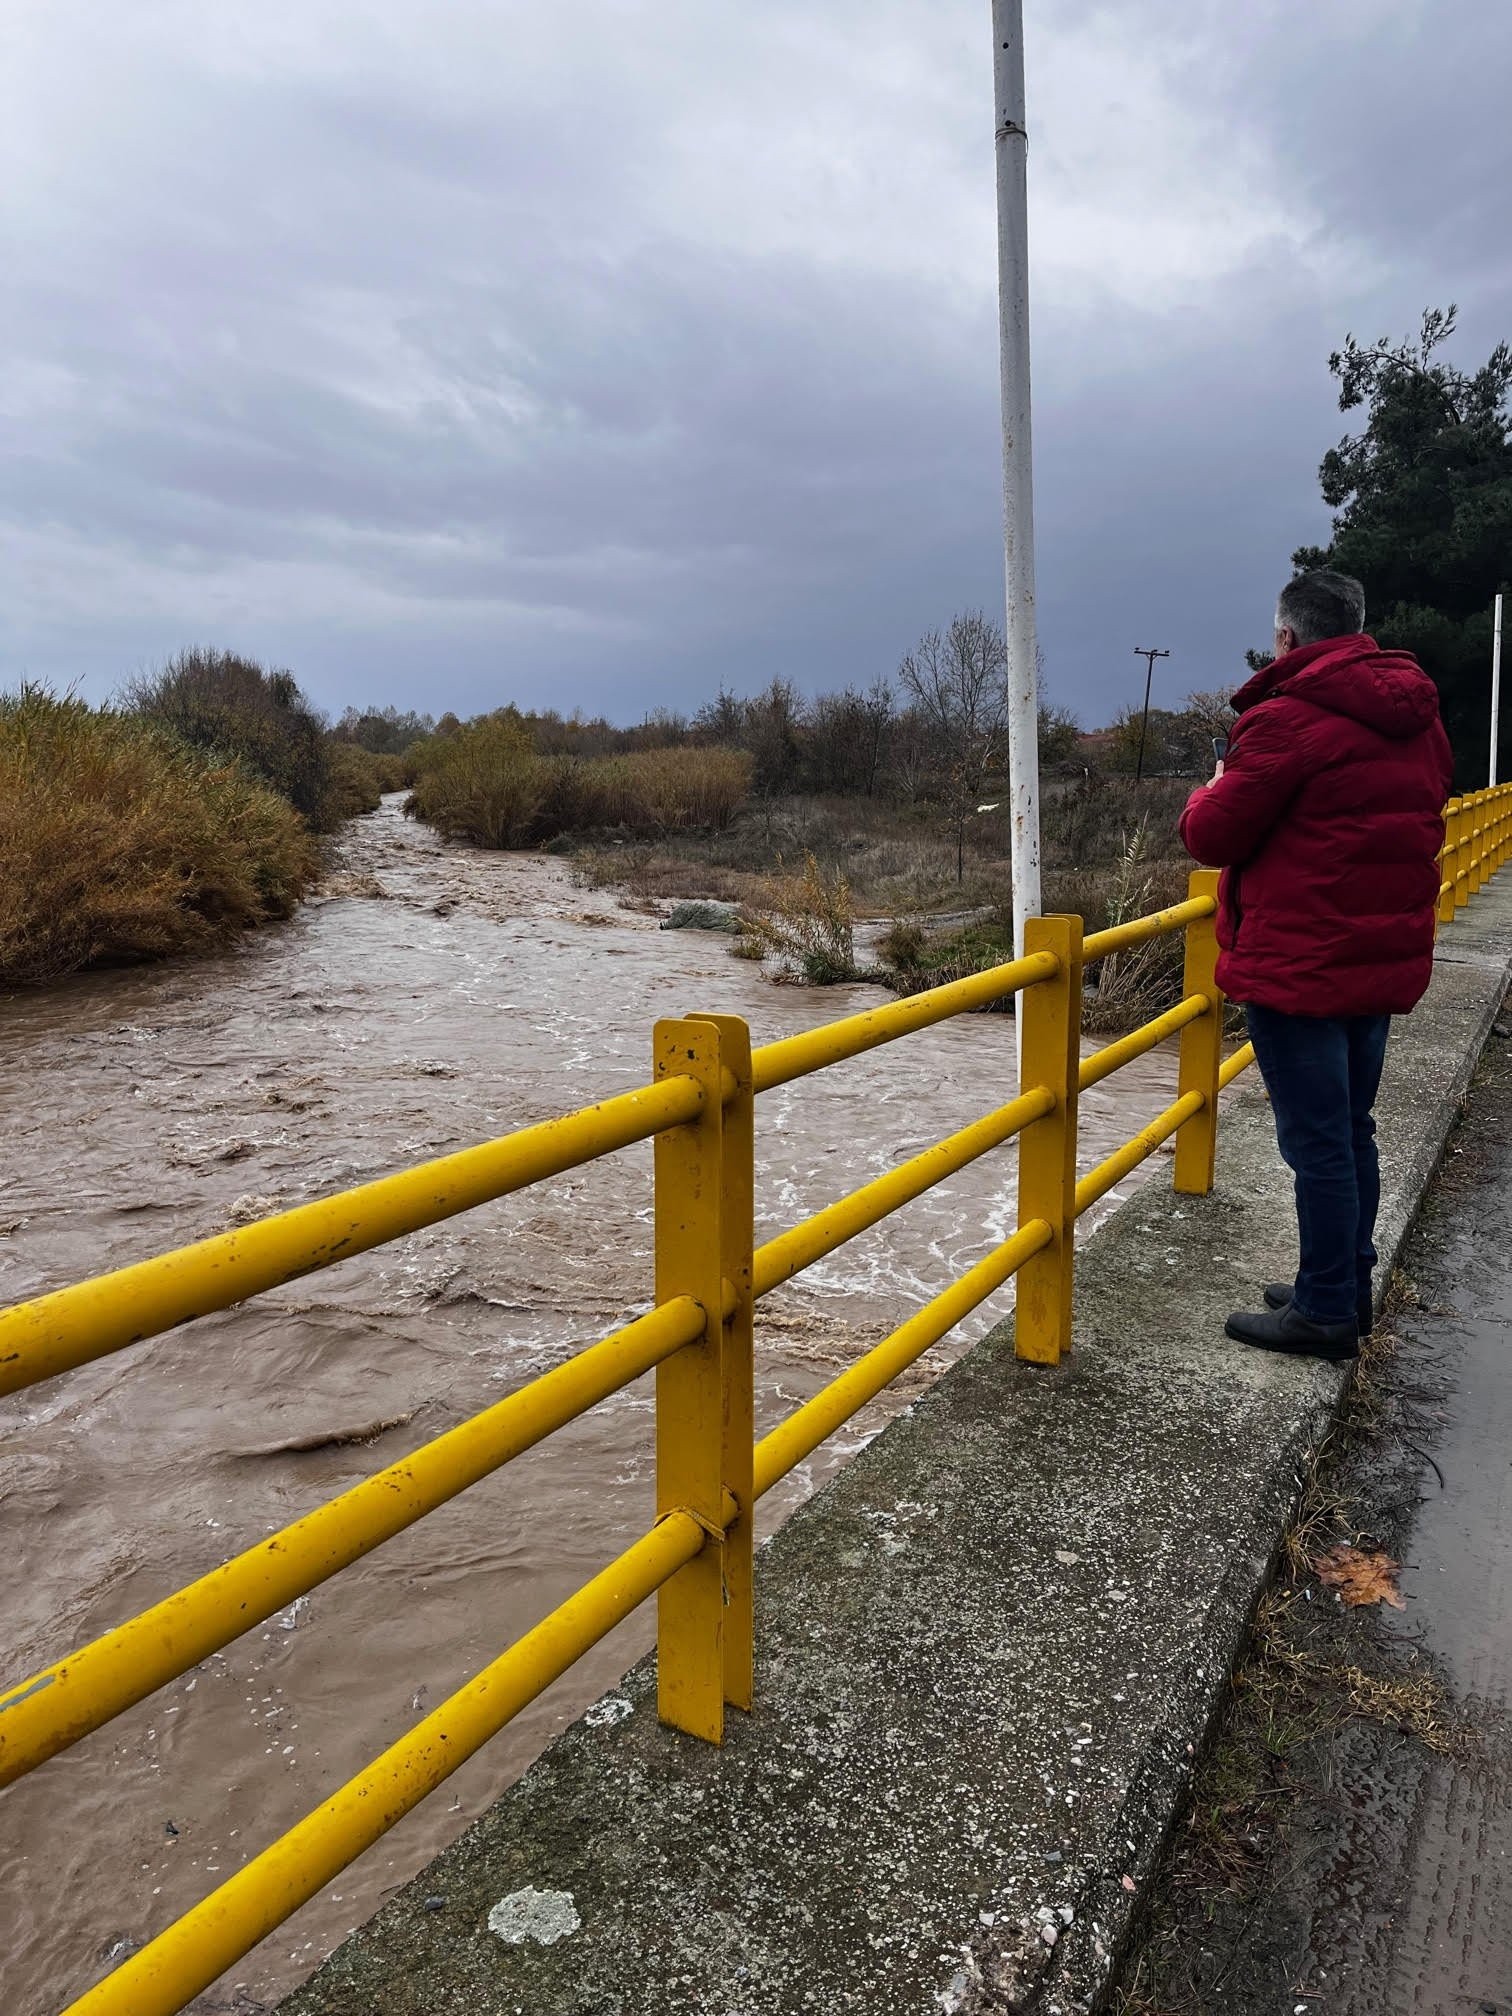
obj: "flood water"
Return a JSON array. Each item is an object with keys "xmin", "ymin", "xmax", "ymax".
[{"xmin": 0, "ymin": 799, "xmax": 1178, "ymax": 2015}]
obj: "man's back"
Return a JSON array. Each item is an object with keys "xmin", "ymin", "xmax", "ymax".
[{"xmin": 1179, "ymin": 633, "xmax": 1453, "ymax": 1019}]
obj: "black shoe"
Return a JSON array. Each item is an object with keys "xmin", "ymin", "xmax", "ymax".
[
  {"xmin": 1262, "ymin": 1282, "xmax": 1372, "ymax": 1340},
  {"xmin": 1225, "ymin": 1303, "xmax": 1359, "ymax": 1362}
]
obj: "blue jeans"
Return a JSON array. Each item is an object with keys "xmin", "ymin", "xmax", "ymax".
[{"xmin": 1245, "ymin": 1004, "xmax": 1393, "ymax": 1328}]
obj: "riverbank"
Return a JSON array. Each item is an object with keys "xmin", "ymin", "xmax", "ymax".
[
  {"xmin": 562, "ymin": 777, "xmax": 1196, "ymax": 1028},
  {"xmin": 275, "ymin": 874, "xmax": 1512, "ymax": 2016},
  {"xmin": 0, "ymin": 687, "xmax": 321, "ymax": 988}
]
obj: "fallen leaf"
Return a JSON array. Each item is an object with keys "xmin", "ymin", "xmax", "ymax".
[{"xmin": 1312, "ymin": 1544, "xmax": 1406, "ymax": 1610}]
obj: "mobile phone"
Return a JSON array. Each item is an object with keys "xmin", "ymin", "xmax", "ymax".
[{"xmin": 1212, "ymin": 736, "xmax": 1229, "ymax": 762}]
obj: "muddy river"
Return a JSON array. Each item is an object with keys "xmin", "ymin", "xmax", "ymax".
[{"xmin": 0, "ymin": 800, "xmax": 1178, "ymax": 2015}]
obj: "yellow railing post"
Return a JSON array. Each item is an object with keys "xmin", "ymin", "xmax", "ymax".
[
  {"xmin": 1484, "ymin": 790, "xmax": 1494, "ymax": 883},
  {"xmin": 1471, "ymin": 791, "xmax": 1487, "ymax": 895},
  {"xmin": 690, "ymin": 1013, "xmax": 755, "ymax": 1714},
  {"xmin": 1174, "ymin": 870, "xmax": 1224, "ymax": 1195},
  {"xmin": 652, "ymin": 1017, "xmax": 729, "ymax": 1742},
  {"xmin": 1439, "ymin": 796, "xmax": 1460, "ymax": 928},
  {"xmin": 1454, "ymin": 796, "xmax": 1471, "ymax": 913},
  {"xmin": 1014, "ymin": 915, "xmax": 1082, "ymax": 1365}
]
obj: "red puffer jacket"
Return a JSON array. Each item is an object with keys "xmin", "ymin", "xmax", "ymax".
[{"xmin": 1179, "ymin": 635, "xmax": 1454, "ymax": 1018}]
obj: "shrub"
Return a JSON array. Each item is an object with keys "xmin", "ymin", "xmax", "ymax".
[
  {"xmin": 324, "ymin": 740, "xmax": 384, "ymax": 820},
  {"xmin": 876, "ymin": 918, "xmax": 927, "ymax": 969},
  {"xmin": 0, "ymin": 686, "xmax": 319, "ymax": 986},
  {"xmin": 406, "ymin": 723, "xmax": 750, "ymax": 848},
  {"xmin": 122, "ymin": 648, "xmax": 337, "ymax": 826},
  {"xmin": 405, "ymin": 713, "xmax": 552, "ymax": 847},
  {"xmin": 737, "ymin": 854, "xmax": 858, "ymax": 984},
  {"xmin": 876, "ymin": 917, "xmax": 1018, "ymax": 1007}
]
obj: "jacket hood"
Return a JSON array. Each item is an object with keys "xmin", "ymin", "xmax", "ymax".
[{"xmin": 1232, "ymin": 634, "xmax": 1442, "ymax": 741}]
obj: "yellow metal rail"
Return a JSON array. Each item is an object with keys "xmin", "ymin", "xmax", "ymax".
[
  {"xmin": 5, "ymin": 816, "xmax": 1505, "ymax": 2016},
  {"xmin": 63, "ymin": 1511, "xmax": 710, "ymax": 2016},
  {"xmin": 0, "ymin": 1077, "xmax": 702, "ymax": 1399},
  {"xmin": 750, "ymin": 944, "xmax": 1058, "ymax": 1091},
  {"xmin": 1080, "ymin": 992, "xmax": 1209, "ymax": 1091},
  {"xmin": 0, "ymin": 1295, "xmax": 709, "ymax": 1787}
]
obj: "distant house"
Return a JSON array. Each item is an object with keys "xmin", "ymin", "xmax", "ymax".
[{"xmin": 1074, "ymin": 729, "xmax": 1120, "ymax": 766}]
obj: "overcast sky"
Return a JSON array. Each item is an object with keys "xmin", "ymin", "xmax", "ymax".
[{"xmin": 4, "ymin": 1, "xmax": 1510, "ymax": 729}]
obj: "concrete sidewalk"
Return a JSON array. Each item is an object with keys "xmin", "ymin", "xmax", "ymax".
[{"xmin": 280, "ymin": 880, "xmax": 1512, "ymax": 2016}]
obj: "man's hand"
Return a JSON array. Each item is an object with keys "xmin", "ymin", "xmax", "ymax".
[{"xmin": 1210, "ymin": 758, "xmax": 1225, "ymax": 784}]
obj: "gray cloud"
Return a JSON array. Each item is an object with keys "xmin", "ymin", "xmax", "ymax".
[{"xmin": 3, "ymin": 0, "xmax": 1508, "ymax": 729}]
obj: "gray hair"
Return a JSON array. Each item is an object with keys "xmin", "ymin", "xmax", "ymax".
[{"xmin": 1276, "ymin": 569, "xmax": 1366, "ymax": 646}]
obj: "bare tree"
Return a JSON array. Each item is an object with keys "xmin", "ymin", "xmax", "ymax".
[
  {"xmin": 897, "ymin": 612, "xmax": 1011, "ymax": 880},
  {"xmin": 859, "ymin": 676, "xmax": 895, "ymax": 797},
  {"xmin": 1182, "ymin": 688, "xmax": 1237, "ymax": 740},
  {"xmin": 888, "ymin": 704, "xmax": 936, "ymax": 803},
  {"xmin": 691, "ymin": 687, "xmax": 746, "ymax": 747},
  {"xmin": 807, "ymin": 677, "xmax": 895, "ymax": 797}
]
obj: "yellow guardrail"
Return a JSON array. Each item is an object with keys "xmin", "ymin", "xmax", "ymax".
[
  {"xmin": 1439, "ymin": 781, "xmax": 1512, "ymax": 920},
  {"xmin": 4, "ymin": 819, "xmax": 1507, "ymax": 2016}
]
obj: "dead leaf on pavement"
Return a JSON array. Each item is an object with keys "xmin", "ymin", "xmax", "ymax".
[{"xmin": 1312, "ymin": 1543, "xmax": 1406, "ymax": 1610}]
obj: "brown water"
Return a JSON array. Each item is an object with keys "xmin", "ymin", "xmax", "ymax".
[{"xmin": 0, "ymin": 799, "xmax": 1176, "ymax": 2016}]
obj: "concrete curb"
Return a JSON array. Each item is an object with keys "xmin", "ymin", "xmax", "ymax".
[{"xmin": 279, "ymin": 881, "xmax": 1512, "ymax": 2016}]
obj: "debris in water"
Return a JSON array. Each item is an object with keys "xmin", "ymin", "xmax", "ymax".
[
  {"xmin": 224, "ymin": 1194, "xmax": 282, "ymax": 1227},
  {"xmin": 235, "ymin": 1412, "xmax": 419, "ymax": 1457}
]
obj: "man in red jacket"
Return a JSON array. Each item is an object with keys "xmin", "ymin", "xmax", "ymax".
[{"xmin": 1180, "ymin": 569, "xmax": 1454, "ymax": 1361}]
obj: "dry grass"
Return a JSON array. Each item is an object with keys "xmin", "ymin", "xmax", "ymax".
[
  {"xmin": 573, "ymin": 847, "xmax": 772, "ymax": 911},
  {"xmin": 1247, "ymin": 1589, "xmax": 1458, "ymax": 1757},
  {"xmin": 407, "ymin": 718, "xmax": 751, "ymax": 848},
  {"xmin": 0, "ymin": 686, "xmax": 319, "ymax": 987},
  {"xmin": 577, "ymin": 795, "xmax": 1011, "ymax": 917},
  {"xmin": 568, "ymin": 746, "xmax": 750, "ymax": 832}
]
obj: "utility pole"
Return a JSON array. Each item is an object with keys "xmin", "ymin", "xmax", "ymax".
[
  {"xmin": 1491, "ymin": 592, "xmax": 1503, "ymax": 788},
  {"xmin": 1133, "ymin": 647, "xmax": 1170, "ymax": 782},
  {"xmin": 992, "ymin": 0, "xmax": 1041, "ymax": 991}
]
